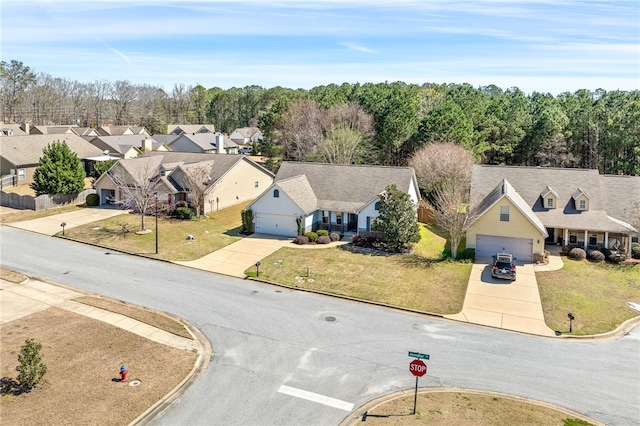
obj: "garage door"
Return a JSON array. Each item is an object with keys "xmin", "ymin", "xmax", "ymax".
[
  {"xmin": 255, "ymin": 213, "xmax": 298, "ymax": 237},
  {"xmin": 476, "ymin": 235, "xmax": 533, "ymax": 262}
]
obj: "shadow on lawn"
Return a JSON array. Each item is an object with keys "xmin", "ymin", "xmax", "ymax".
[{"xmin": 0, "ymin": 377, "xmax": 35, "ymax": 396}]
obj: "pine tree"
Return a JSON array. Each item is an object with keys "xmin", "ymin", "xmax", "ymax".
[{"xmin": 30, "ymin": 141, "xmax": 86, "ymax": 196}]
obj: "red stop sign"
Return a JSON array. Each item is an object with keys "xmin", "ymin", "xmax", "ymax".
[{"xmin": 409, "ymin": 359, "xmax": 427, "ymax": 377}]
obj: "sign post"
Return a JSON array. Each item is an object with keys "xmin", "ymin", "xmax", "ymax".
[{"xmin": 409, "ymin": 359, "xmax": 427, "ymax": 414}]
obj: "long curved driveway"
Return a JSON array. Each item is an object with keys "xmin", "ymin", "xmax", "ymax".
[{"xmin": 1, "ymin": 227, "xmax": 638, "ymax": 425}]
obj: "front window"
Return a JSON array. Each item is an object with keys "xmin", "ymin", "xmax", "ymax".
[
  {"xmin": 254, "ymin": 181, "xmax": 259, "ymax": 188},
  {"xmin": 589, "ymin": 234, "xmax": 597, "ymax": 246},
  {"xmin": 500, "ymin": 205, "xmax": 510, "ymax": 222},
  {"xmin": 569, "ymin": 233, "xmax": 577, "ymax": 244},
  {"xmin": 18, "ymin": 168, "xmax": 26, "ymax": 180},
  {"xmin": 374, "ymin": 201, "xmax": 380, "ymax": 211},
  {"xmin": 273, "ymin": 189, "xmax": 279, "ymax": 198},
  {"xmin": 336, "ymin": 212, "xmax": 342, "ymax": 225},
  {"xmin": 322, "ymin": 211, "xmax": 329, "ymax": 224}
]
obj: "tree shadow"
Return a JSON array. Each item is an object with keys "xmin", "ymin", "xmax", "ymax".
[
  {"xmin": 395, "ymin": 254, "xmax": 441, "ymax": 268},
  {"xmin": 1, "ymin": 377, "xmax": 28, "ymax": 396},
  {"xmin": 223, "ymin": 226, "xmax": 245, "ymax": 237}
]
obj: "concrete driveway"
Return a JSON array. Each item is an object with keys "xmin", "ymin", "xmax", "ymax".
[
  {"xmin": 445, "ymin": 258, "xmax": 556, "ymax": 336},
  {"xmin": 175, "ymin": 233, "xmax": 294, "ymax": 278},
  {"xmin": 6, "ymin": 207, "xmax": 126, "ymax": 235}
]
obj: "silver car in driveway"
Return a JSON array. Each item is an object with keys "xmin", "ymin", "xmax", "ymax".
[{"xmin": 491, "ymin": 253, "xmax": 516, "ymax": 280}]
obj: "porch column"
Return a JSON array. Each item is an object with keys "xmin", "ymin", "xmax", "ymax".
[
  {"xmin": 563, "ymin": 228, "xmax": 568, "ymax": 246},
  {"xmin": 583, "ymin": 230, "xmax": 588, "ymax": 250},
  {"xmin": 604, "ymin": 231, "xmax": 609, "ymax": 249},
  {"xmin": 626, "ymin": 235, "xmax": 631, "ymax": 257}
]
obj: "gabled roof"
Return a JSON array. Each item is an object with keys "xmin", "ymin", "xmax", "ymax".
[
  {"xmin": 168, "ymin": 133, "xmax": 238, "ymax": 151},
  {"xmin": 541, "ymin": 186, "xmax": 558, "ymax": 198},
  {"xmin": 166, "ymin": 124, "xmax": 216, "ymax": 135},
  {"xmin": 471, "ymin": 165, "xmax": 639, "ymax": 233},
  {"xmin": 0, "ymin": 134, "xmax": 104, "ymax": 166},
  {"xmin": 273, "ymin": 162, "xmax": 419, "ymax": 214},
  {"xmin": 472, "ymin": 178, "xmax": 548, "ymax": 236},
  {"xmin": 87, "ymin": 135, "xmax": 165, "ymax": 156},
  {"xmin": 230, "ymin": 127, "xmax": 261, "ymax": 138},
  {"xmin": 151, "ymin": 134, "xmax": 180, "ymax": 145},
  {"xmin": 275, "ymin": 175, "xmax": 318, "ymax": 214},
  {"xmin": 31, "ymin": 125, "xmax": 78, "ymax": 135},
  {"xmin": 0, "ymin": 122, "xmax": 27, "ymax": 136},
  {"xmin": 572, "ymin": 187, "xmax": 590, "ymax": 200},
  {"xmin": 97, "ymin": 126, "xmax": 149, "ymax": 136}
]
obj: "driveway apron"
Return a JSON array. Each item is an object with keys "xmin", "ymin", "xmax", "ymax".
[
  {"xmin": 446, "ymin": 258, "xmax": 556, "ymax": 336},
  {"xmin": 6, "ymin": 207, "xmax": 126, "ymax": 235},
  {"xmin": 175, "ymin": 233, "xmax": 293, "ymax": 278}
]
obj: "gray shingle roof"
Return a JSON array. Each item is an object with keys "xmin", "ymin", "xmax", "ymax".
[
  {"xmin": 274, "ymin": 161, "xmax": 419, "ymax": 213},
  {"xmin": 0, "ymin": 134, "xmax": 104, "ymax": 165},
  {"xmin": 471, "ymin": 165, "xmax": 639, "ymax": 233}
]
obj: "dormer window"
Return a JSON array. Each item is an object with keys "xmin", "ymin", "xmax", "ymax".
[
  {"xmin": 273, "ymin": 189, "xmax": 279, "ymax": 198},
  {"xmin": 541, "ymin": 186, "xmax": 558, "ymax": 209},
  {"xmin": 572, "ymin": 188, "xmax": 590, "ymax": 211}
]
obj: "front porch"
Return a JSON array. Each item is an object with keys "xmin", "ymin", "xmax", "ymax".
[{"xmin": 546, "ymin": 227, "xmax": 632, "ymax": 257}]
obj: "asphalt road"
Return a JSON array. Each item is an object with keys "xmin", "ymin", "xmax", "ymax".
[{"xmin": 1, "ymin": 226, "xmax": 638, "ymax": 425}]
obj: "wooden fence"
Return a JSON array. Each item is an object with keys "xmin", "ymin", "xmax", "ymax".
[
  {"xmin": 417, "ymin": 206, "xmax": 435, "ymax": 224},
  {"xmin": 0, "ymin": 189, "xmax": 96, "ymax": 211}
]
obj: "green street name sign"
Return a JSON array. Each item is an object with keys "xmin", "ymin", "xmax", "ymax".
[{"xmin": 408, "ymin": 351, "xmax": 430, "ymax": 360}]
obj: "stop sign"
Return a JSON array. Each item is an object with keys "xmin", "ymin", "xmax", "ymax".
[{"xmin": 409, "ymin": 359, "xmax": 427, "ymax": 377}]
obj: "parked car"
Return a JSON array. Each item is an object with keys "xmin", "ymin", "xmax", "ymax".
[
  {"xmin": 492, "ymin": 253, "xmax": 516, "ymax": 280},
  {"xmin": 238, "ymin": 146, "xmax": 253, "ymax": 154}
]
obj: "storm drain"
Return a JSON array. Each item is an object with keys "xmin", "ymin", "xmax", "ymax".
[{"xmin": 129, "ymin": 380, "xmax": 141, "ymax": 387}]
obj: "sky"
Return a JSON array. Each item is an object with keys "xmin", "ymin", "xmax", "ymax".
[{"xmin": 1, "ymin": 0, "xmax": 638, "ymax": 94}]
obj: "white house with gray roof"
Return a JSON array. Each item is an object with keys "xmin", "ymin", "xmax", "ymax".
[
  {"xmin": 468, "ymin": 165, "xmax": 639, "ymax": 261},
  {"xmin": 246, "ymin": 162, "xmax": 420, "ymax": 237}
]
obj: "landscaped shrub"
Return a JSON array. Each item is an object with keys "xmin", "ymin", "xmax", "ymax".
[
  {"xmin": 632, "ymin": 242, "xmax": 640, "ymax": 259},
  {"xmin": 173, "ymin": 206, "xmax": 195, "ymax": 220},
  {"xmin": 588, "ymin": 250, "xmax": 605, "ymax": 262},
  {"xmin": 85, "ymin": 193, "xmax": 99, "ymax": 206},
  {"xmin": 329, "ymin": 232, "xmax": 340, "ymax": 242},
  {"xmin": 457, "ymin": 248, "xmax": 476, "ymax": 261},
  {"xmin": 560, "ymin": 245, "xmax": 570, "ymax": 255},
  {"xmin": 305, "ymin": 231, "xmax": 318, "ymax": 242},
  {"xmin": 601, "ymin": 247, "xmax": 612, "ymax": 259},
  {"xmin": 608, "ymin": 253, "xmax": 626, "ymax": 264},
  {"xmin": 241, "ymin": 209, "xmax": 253, "ymax": 234},
  {"xmin": 316, "ymin": 229, "xmax": 329, "ymax": 237},
  {"xmin": 568, "ymin": 247, "xmax": 586, "ymax": 260},
  {"xmin": 16, "ymin": 339, "xmax": 47, "ymax": 393},
  {"xmin": 293, "ymin": 235, "xmax": 309, "ymax": 245},
  {"xmin": 175, "ymin": 200, "xmax": 189, "ymax": 209},
  {"xmin": 317, "ymin": 235, "xmax": 331, "ymax": 244}
]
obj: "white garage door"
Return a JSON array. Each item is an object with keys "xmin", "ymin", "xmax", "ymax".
[
  {"xmin": 476, "ymin": 235, "xmax": 533, "ymax": 262},
  {"xmin": 255, "ymin": 213, "xmax": 298, "ymax": 237}
]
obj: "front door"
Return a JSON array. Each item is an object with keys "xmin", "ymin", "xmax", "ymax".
[{"xmin": 348, "ymin": 214, "xmax": 358, "ymax": 232}]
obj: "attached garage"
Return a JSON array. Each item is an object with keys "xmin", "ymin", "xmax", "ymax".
[
  {"xmin": 254, "ymin": 213, "xmax": 298, "ymax": 237},
  {"xmin": 475, "ymin": 235, "xmax": 533, "ymax": 262}
]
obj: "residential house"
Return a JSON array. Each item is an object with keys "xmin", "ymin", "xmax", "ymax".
[
  {"xmin": 467, "ymin": 165, "xmax": 639, "ymax": 261},
  {"xmin": 94, "ymin": 152, "xmax": 274, "ymax": 213},
  {"xmin": 86, "ymin": 135, "xmax": 170, "ymax": 159},
  {"xmin": 167, "ymin": 133, "xmax": 238, "ymax": 155},
  {"xmin": 229, "ymin": 127, "xmax": 262, "ymax": 144},
  {"xmin": 167, "ymin": 124, "xmax": 216, "ymax": 135},
  {"xmin": 0, "ymin": 134, "xmax": 104, "ymax": 187},
  {"xmin": 29, "ymin": 125, "xmax": 79, "ymax": 135},
  {"xmin": 0, "ymin": 122, "xmax": 28, "ymax": 137},
  {"xmin": 246, "ymin": 162, "xmax": 420, "ymax": 237},
  {"xmin": 96, "ymin": 126, "xmax": 150, "ymax": 137}
]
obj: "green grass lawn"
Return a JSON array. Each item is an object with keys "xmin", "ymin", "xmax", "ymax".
[
  {"xmin": 61, "ymin": 202, "xmax": 249, "ymax": 261},
  {"xmin": 245, "ymin": 224, "xmax": 471, "ymax": 315},
  {"xmin": 537, "ymin": 258, "xmax": 640, "ymax": 335}
]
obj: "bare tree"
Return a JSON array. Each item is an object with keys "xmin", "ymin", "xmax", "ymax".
[
  {"xmin": 430, "ymin": 184, "xmax": 480, "ymax": 259},
  {"xmin": 108, "ymin": 157, "xmax": 164, "ymax": 231},
  {"xmin": 409, "ymin": 142, "xmax": 475, "ymax": 195},
  {"xmin": 177, "ymin": 161, "xmax": 214, "ymax": 217},
  {"xmin": 87, "ymin": 80, "xmax": 112, "ymax": 127},
  {"xmin": 625, "ymin": 200, "xmax": 640, "ymax": 233},
  {"xmin": 110, "ymin": 80, "xmax": 137, "ymax": 125},
  {"xmin": 277, "ymin": 99, "xmax": 324, "ymax": 161},
  {"xmin": 320, "ymin": 103, "xmax": 374, "ymax": 164}
]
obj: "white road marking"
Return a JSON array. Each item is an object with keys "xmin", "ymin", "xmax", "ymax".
[{"xmin": 277, "ymin": 385, "xmax": 354, "ymax": 412}]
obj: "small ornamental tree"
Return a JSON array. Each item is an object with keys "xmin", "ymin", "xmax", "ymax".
[
  {"xmin": 375, "ymin": 184, "xmax": 421, "ymax": 251},
  {"xmin": 16, "ymin": 339, "xmax": 47, "ymax": 392},
  {"xmin": 30, "ymin": 141, "xmax": 86, "ymax": 196}
]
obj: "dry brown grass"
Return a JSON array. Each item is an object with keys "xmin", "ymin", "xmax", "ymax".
[
  {"xmin": 0, "ymin": 269, "xmax": 27, "ymax": 283},
  {"xmin": 0, "ymin": 308, "xmax": 197, "ymax": 426},
  {"xmin": 360, "ymin": 391, "xmax": 596, "ymax": 425}
]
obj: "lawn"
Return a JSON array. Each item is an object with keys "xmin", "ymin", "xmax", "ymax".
[
  {"xmin": 537, "ymin": 258, "xmax": 640, "ymax": 335},
  {"xmin": 61, "ymin": 202, "xmax": 250, "ymax": 261},
  {"xmin": 245, "ymin": 224, "xmax": 471, "ymax": 315}
]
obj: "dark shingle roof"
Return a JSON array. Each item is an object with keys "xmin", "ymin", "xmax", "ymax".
[
  {"xmin": 274, "ymin": 162, "xmax": 418, "ymax": 213},
  {"xmin": 471, "ymin": 165, "xmax": 639, "ymax": 233},
  {"xmin": 0, "ymin": 134, "xmax": 104, "ymax": 165}
]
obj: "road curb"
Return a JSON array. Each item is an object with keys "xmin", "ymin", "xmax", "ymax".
[{"xmin": 339, "ymin": 387, "xmax": 606, "ymax": 426}]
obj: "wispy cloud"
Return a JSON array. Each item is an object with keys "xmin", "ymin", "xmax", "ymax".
[
  {"xmin": 339, "ymin": 42, "xmax": 375, "ymax": 54},
  {"xmin": 108, "ymin": 47, "xmax": 131, "ymax": 64}
]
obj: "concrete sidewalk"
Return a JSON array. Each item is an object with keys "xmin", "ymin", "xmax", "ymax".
[
  {"xmin": 0, "ymin": 277, "xmax": 200, "ymax": 352},
  {"xmin": 445, "ymin": 255, "xmax": 564, "ymax": 337}
]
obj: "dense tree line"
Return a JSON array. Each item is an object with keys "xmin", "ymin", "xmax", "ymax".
[{"xmin": 2, "ymin": 60, "xmax": 638, "ymax": 175}]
